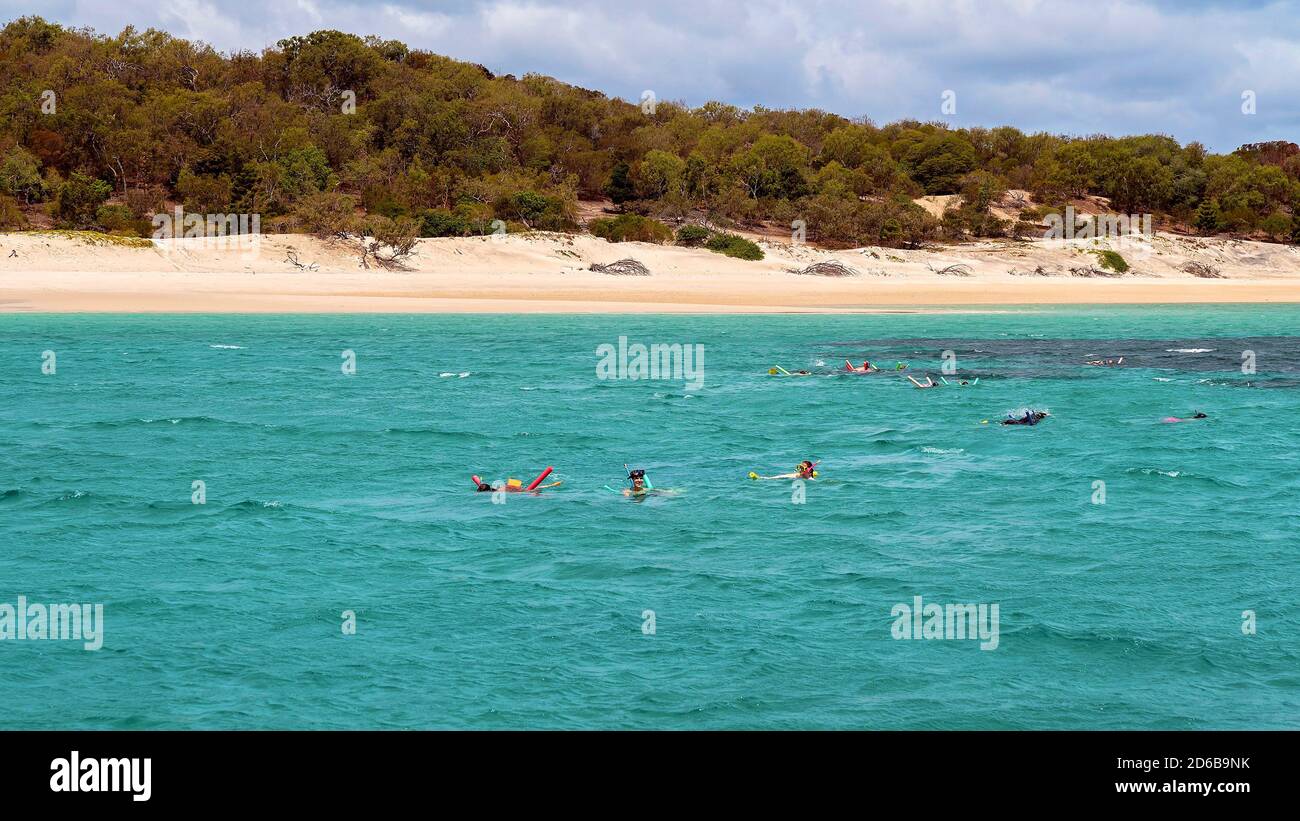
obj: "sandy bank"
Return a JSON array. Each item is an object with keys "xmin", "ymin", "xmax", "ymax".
[{"xmin": 1, "ymin": 230, "xmax": 1297, "ymax": 313}]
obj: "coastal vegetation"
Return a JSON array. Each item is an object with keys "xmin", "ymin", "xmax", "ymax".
[
  {"xmin": 2, "ymin": 17, "xmax": 1299, "ymax": 250},
  {"xmin": 1091, "ymin": 249, "xmax": 1130, "ymax": 273}
]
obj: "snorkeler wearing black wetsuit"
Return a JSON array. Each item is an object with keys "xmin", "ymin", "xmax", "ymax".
[{"xmin": 1002, "ymin": 410, "xmax": 1049, "ymax": 426}]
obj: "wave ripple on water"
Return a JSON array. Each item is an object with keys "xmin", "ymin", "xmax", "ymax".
[{"xmin": 1, "ymin": 307, "xmax": 1297, "ymax": 729}]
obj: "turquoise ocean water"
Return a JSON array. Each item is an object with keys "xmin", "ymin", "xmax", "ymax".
[{"xmin": 1, "ymin": 306, "xmax": 1298, "ymax": 729}]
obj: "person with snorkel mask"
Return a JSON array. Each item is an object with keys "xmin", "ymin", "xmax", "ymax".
[
  {"xmin": 625, "ymin": 467, "xmax": 650, "ymax": 496},
  {"xmin": 1002, "ymin": 410, "xmax": 1049, "ymax": 426},
  {"xmin": 602, "ymin": 465, "xmax": 656, "ymax": 497},
  {"xmin": 749, "ymin": 460, "xmax": 819, "ymax": 480}
]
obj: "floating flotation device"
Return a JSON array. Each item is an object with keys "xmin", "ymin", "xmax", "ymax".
[
  {"xmin": 525, "ymin": 466, "xmax": 554, "ymax": 491},
  {"xmin": 472, "ymin": 470, "xmax": 556, "ymax": 492}
]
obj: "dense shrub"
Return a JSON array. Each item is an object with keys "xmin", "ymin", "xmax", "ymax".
[
  {"xmin": 704, "ymin": 232, "xmax": 764, "ymax": 260},
  {"xmin": 95, "ymin": 204, "xmax": 150, "ymax": 235},
  {"xmin": 1092, "ymin": 249, "xmax": 1130, "ymax": 273},
  {"xmin": 53, "ymin": 172, "xmax": 111, "ymax": 228},
  {"xmin": 675, "ymin": 224, "xmax": 710, "ymax": 247},
  {"xmin": 0, "ymin": 193, "xmax": 27, "ymax": 229},
  {"xmin": 419, "ymin": 208, "xmax": 471, "ymax": 237},
  {"xmin": 0, "ymin": 146, "xmax": 46, "ymax": 203},
  {"xmin": 496, "ymin": 190, "xmax": 571, "ymax": 230},
  {"xmin": 293, "ymin": 191, "xmax": 358, "ymax": 237},
  {"xmin": 589, "ymin": 214, "xmax": 673, "ymax": 244}
]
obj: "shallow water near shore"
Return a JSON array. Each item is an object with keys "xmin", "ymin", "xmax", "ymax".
[{"xmin": 2, "ymin": 305, "xmax": 1298, "ymax": 729}]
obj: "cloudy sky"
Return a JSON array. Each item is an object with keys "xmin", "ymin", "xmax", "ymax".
[{"xmin": 7, "ymin": 0, "xmax": 1298, "ymax": 151}]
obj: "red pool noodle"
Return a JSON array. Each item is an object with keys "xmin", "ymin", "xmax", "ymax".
[
  {"xmin": 525, "ymin": 466, "xmax": 553, "ymax": 491},
  {"xmin": 471, "ymin": 474, "xmax": 484, "ymax": 487}
]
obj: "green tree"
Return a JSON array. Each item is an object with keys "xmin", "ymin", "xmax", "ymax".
[
  {"xmin": 293, "ymin": 190, "xmax": 359, "ymax": 237},
  {"xmin": 1104, "ymin": 155, "xmax": 1172, "ymax": 213},
  {"xmin": 959, "ymin": 170, "xmax": 1007, "ymax": 214},
  {"xmin": 904, "ymin": 133, "xmax": 978, "ymax": 194},
  {"xmin": 0, "ymin": 147, "xmax": 46, "ymax": 203},
  {"xmin": 733, "ymin": 134, "xmax": 809, "ymax": 199},
  {"xmin": 0, "ymin": 194, "xmax": 28, "ymax": 229},
  {"xmin": 54, "ymin": 172, "xmax": 112, "ymax": 228},
  {"xmin": 638, "ymin": 150, "xmax": 686, "ymax": 200},
  {"xmin": 1193, "ymin": 200, "xmax": 1224, "ymax": 234},
  {"xmin": 276, "ymin": 30, "xmax": 385, "ymax": 108},
  {"xmin": 1260, "ymin": 211, "xmax": 1292, "ymax": 241},
  {"xmin": 820, "ymin": 125, "xmax": 875, "ymax": 169},
  {"xmin": 605, "ymin": 163, "xmax": 635, "ymax": 205},
  {"xmin": 589, "ymin": 214, "xmax": 672, "ymax": 243},
  {"xmin": 176, "ymin": 169, "xmax": 233, "ymax": 213}
]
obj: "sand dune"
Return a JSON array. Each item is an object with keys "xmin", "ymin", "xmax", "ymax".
[{"xmin": 1, "ymin": 229, "xmax": 1297, "ymax": 312}]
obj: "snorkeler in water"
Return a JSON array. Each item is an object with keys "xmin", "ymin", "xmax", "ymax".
[
  {"xmin": 1086, "ymin": 357, "xmax": 1125, "ymax": 367},
  {"xmin": 606, "ymin": 466, "xmax": 682, "ymax": 497},
  {"xmin": 845, "ymin": 359, "xmax": 878, "ymax": 373},
  {"xmin": 1001, "ymin": 410, "xmax": 1049, "ymax": 426},
  {"xmin": 622, "ymin": 467, "xmax": 651, "ymax": 496},
  {"xmin": 750, "ymin": 460, "xmax": 819, "ymax": 480},
  {"xmin": 907, "ymin": 374, "xmax": 939, "ymax": 389},
  {"xmin": 1162, "ymin": 411, "xmax": 1208, "ymax": 423},
  {"xmin": 471, "ymin": 468, "xmax": 560, "ymax": 492},
  {"xmin": 474, "ymin": 479, "xmax": 523, "ymax": 492}
]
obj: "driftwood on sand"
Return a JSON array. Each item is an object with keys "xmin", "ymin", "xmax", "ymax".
[
  {"xmin": 1070, "ymin": 265, "xmax": 1125, "ymax": 278},
  {"xmin": 1181, "ymin": 261, "xmax": 1225, "ymax": 278},
  {"xmin": 786, "ymin": 260, "xmax": 861, "ymax": 277},
  {"xmin": 284, "ymin": 250, "xmax": 319, "ymax": 271},
  {"xmin": 929, "ymin": 263, "xmax": 973, "ymax": 277},
  {"xmin": 591, "ymin": 258, "xmax": 651, "ymax": 276},
  {"xmin": 1008, "ymin": 265, "xmax": 1059, "ymax": 277}
]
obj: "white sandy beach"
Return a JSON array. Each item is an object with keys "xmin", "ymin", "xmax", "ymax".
[{"xmin": 1, "ymin": 229, "xmax": 1298, "ymax": 313}]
